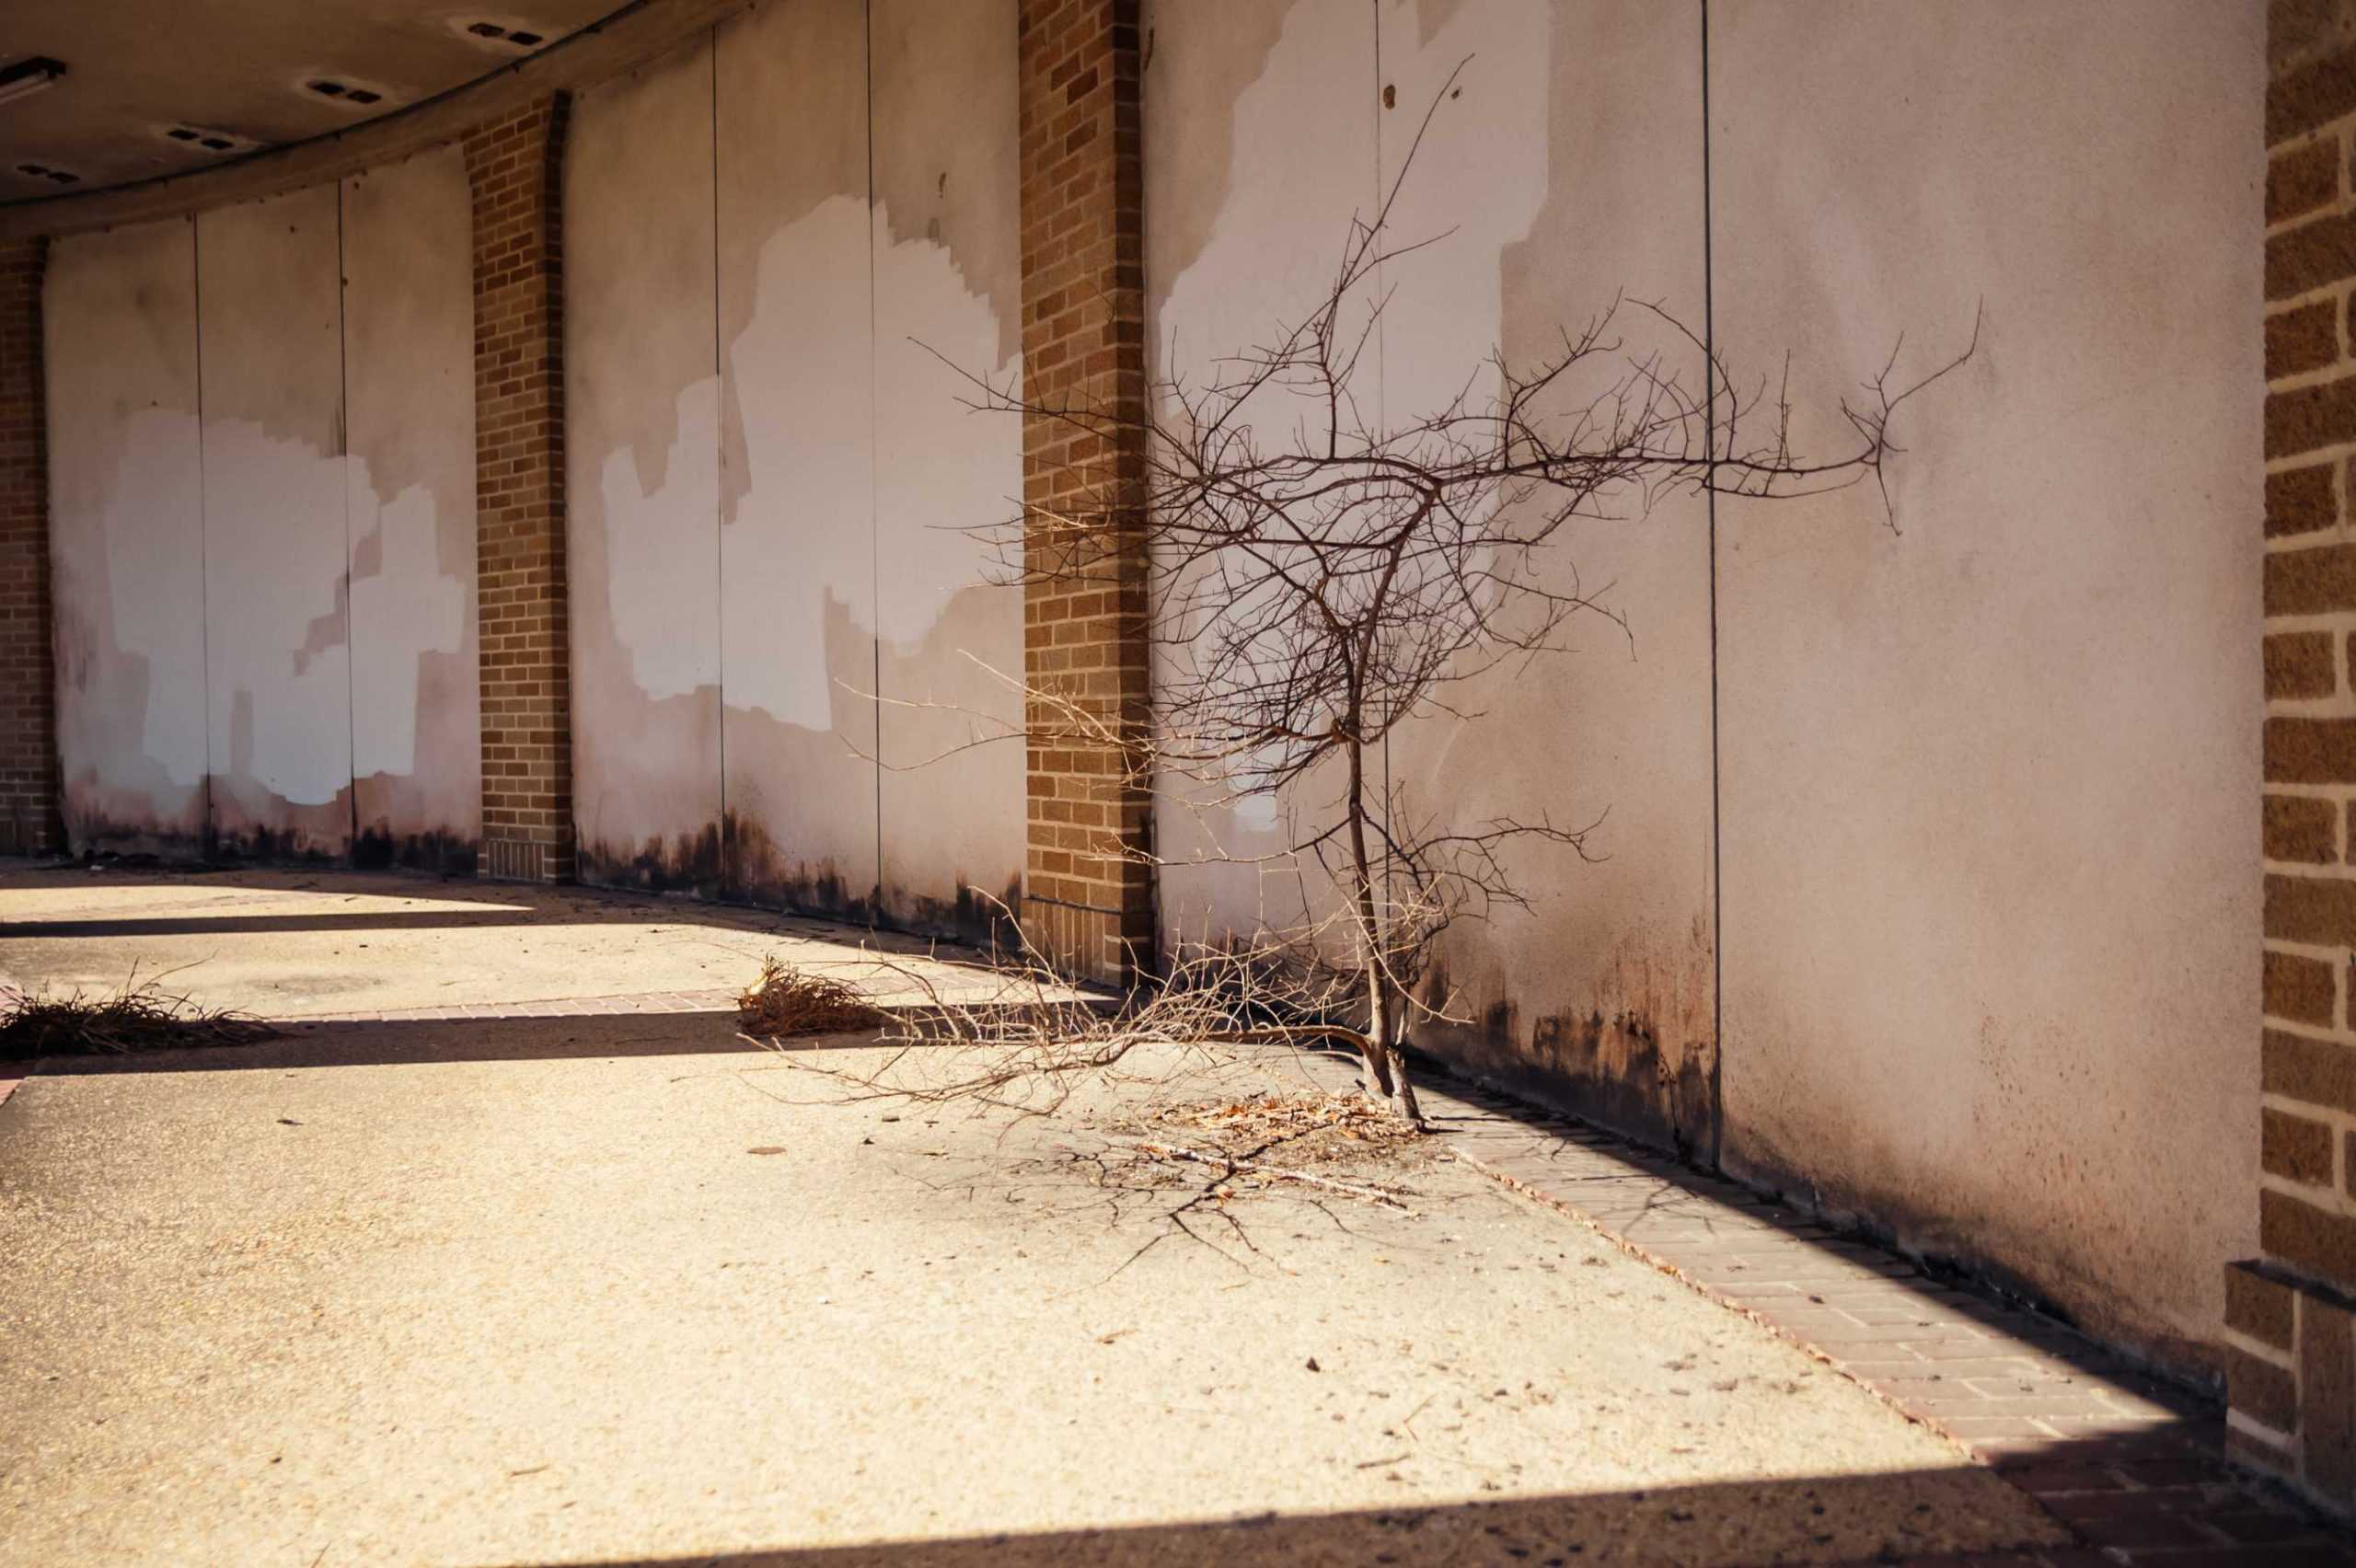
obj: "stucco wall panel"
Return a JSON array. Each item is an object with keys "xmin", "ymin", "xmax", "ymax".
[
  {"xmin": 1377, "ymin": 0, "xmax": 1719, "ymax": 1157},
  {"xmin": 567, "ymin": 35, "xmax": 725, "ymax": 894},
  {"xmin": 1710, "ymin": 0, "xmax": 2261, "ymax": 1362},
  {"xmin": 44, "ymin": 218, "xmax": 208, "ymax": 854},
  {"xmin": 341, "ymin": 145, "xmax": 479, "ymax": 872},
  {"xmin": 871, "ymin": 0, "xmax": 1026, "ymax": 940},
  {"xmin": 1143, "ymin": 0, "xmax": 1378, "ymax": 945},
  {"xmin": 713, "ymin": 0, "xmax": 879, "ymax": 917},
  {"xmin": 195, "ymin": 185, "xmax": 354, "ymax": 860}
]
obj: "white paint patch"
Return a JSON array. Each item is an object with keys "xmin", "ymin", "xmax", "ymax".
[
  {"xmin": 722, "ymin": 191, "xmax": 874, "ymax": 731},
  {"xmin": 1148, "ymin": 0, "xmax": 1377, "ymax": 922},
  {"xmin": 1375, "ymin": 0, "xmax": 1551, "ymax": 435},
  {"xmin": 103, "ymin": 408, "xmax": 211, "ymax": 789},
  {"xmin": 347, "ymin": 474, "xmax": 465, "ymax": 778},
  {"xmin": 871, "ymin": 202, "xmax": 1021, "ymax": 655},
  {"xmin": 198, "ymin": 417, "xmax": 352, "ymax": 808},
  {"xmin": 600, "ymin": 375, "xmax": 724, "ymax": 704}
]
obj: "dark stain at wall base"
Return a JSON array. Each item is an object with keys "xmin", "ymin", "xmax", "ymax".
[
  {"xmin": 894, "ymin": 874, "xmax": 1026, "ymax": 954},
  {"xmin": 589, "ymin": 812, "xmax": 1023, "ymax": 950},
  {"xmin": 207, "ymin": 824, "xmax": 347, "ymax": 866},
  {"xmin": 1417, "ymin": 960, "xmax": 1717, "ymax": 1166},
  {"xmin": 578, "ymin": 822, "xmax": 725, "ymax": 900},
  {"xmin": 720, "ymin": 810, "xmax": 872, "ymax": 925},
  {"xmin": 351, "ymin": 824, "xmax": 480, "ymax": 877},
  {"xmin": 68, "ymin": 788, "xmax": 478, "ymax": 880}
]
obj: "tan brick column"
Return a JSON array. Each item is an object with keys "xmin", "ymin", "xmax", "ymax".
[
  {"xmin": 0, "ymin": 236, "xmax": 58, "ymax": 858},
  {"xmin": 463, "ymin": 97, "xmax": 573, "ymax": 882},
  {"xmin": 1015, "ymin": 0, "xmax": 1152, "ymax": 983},
  {"xmin": 2232, "ymin": 0, "xmax": 2356, "ymax": 1507}
]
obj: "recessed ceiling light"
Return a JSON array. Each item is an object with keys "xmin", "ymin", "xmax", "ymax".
[{"xmin": 0, "ymin": 57, "xmax": 66, "ymax": 110}]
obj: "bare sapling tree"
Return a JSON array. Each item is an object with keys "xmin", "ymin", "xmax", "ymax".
[{"xmin": 885, "ymin": 70, "xmax": 1979, "ymax": 1132}]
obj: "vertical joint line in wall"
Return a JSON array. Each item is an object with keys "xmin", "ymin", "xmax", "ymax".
[
  {"xmin": 1701, "ymin": 0, "xmax": 1725, "ymax": 1173},
  {"xmin": 1375, "ymin": 0, "xmax": 1388, "ymax": 904},
  {"xmin": 191, "ymin": 217, "xmax": 215, "ymax": 857},
  {"xmin": 710, "ymin": 26, "xmax": 728, "ymax": 875},
  {"xmin": 864, "ymin": 0, "xmax": 883, "ymax": 926},
  {"xmin": 337, "ymin": 183, "xmax": 360, "ymax": 859}
]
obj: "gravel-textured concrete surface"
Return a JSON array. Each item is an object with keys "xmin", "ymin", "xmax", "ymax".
[{"xmin": 0, "ymin": 869, "xmax": 2068, "ymax": 1565}]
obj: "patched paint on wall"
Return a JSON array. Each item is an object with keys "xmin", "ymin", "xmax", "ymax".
[
  {"xmin": 1143, "ymin": 0, "xmax": 1377, "ymax": 946},
  {"xmin": 566, "ymin": 31, "xmax": 725, "ymax": 894},
  {"xmin": 44, "ymin": 217, "xmax": 208, "ymax": 853},
  {"xmin": 1138, "ymin": 0, "xmax": 2258, "ymax": 1368},
  {"xmin": 715, "ymin": 0, "xmax": 879, "ymax": 918},
  {"xmin": 48, "ymin": 173, "xmax": 480, "ymax": 870},
  {"xmin": 195, "ymin": 184, "xmax": 355, "ymax": 861},
  {"xmin": 871, "ymin": 0, "xmax": 1026, "ymax": 941},
  {"xmin": 1379, "ymin": 0, "xmax": 1720, "ymax": 1159},
  {"xmin": 567, "ymin": 0, "xmax": 1026, "ymax": 936},
  {"xmin": 1708, "ymin": 0, "xmax": 2261, "ymax": 1367},
  {"xmin": 1142, "ymin": 0, "xmax": 1719, "ymax": 1156},
  {"xmin": 341, "ymin": 144, "xmax": 480, "ymax": 872}
]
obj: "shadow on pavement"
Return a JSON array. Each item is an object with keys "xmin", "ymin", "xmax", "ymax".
[{"xmin": 500, "ymin": 1429, "xmax": 2351, "ymax": 1566}]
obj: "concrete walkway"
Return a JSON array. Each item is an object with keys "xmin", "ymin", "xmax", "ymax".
[{"xmin": 0, "ymin": 865, "xmax": 2335, "ymax": 1564}]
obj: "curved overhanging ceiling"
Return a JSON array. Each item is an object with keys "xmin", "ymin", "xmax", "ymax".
[{"xmin": 0, "ymin": 3, "xmax": 630, "ymax": 205}]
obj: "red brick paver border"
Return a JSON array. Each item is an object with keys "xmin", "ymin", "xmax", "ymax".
[
  {"xmin": 275, "ymin": 987, "xmax": 740, "ymax": 1026},
  {"xmin": 1423, "ymin": 1079, "xmax": 2356, "ymax": 1564}
]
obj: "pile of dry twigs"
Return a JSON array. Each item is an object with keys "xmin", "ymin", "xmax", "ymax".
[
  {"xmin": 0, "ymin": 969, "xmax": 276, "ymax": 1061},
  {"xmin": 736, "ymin": 956, "xmax": 884, "ymax": 1038}
]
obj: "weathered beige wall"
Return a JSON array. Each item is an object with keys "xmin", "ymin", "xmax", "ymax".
[
  {"xmin": 341, "ymin": 145, "xmax": 481, "ymax": 871},
  {"xmin": 1378, "ymin": 0, "xmax": 1720, "ymax": 1158},
  {"xmin": 47, "ymin": 166, "xmax": 480, "ymax": 867},
  {"xmin": 1144, "ymin": 0, "xmax": 1720, "ymax": 1151},
  {"xmin": 570, "ymin": 2, "xmax": 1026, "ymax": 934},
  {"xmin": 566, "ymin": 32, "xmax": 726, "ymax": 894},
  {"xmin": 1710, "ymin": 0, "xmax": 2261, "ymax": 1367},
  {"xmin": 1141, "ymin": 0, "xmax": 2262, "ymax": 1369},
  {"xmin": 45, "ymin": 218, "xmax": 209, "ymax": 853},
  {"xmin": 1141, "ymin": 0, "xmax": 1376, "ymax": 946},
  {"xmin": 195, "ymin": 185, "xmax": 354, "ymax": 861},
  {"xmin": 715, "ymin": 0, "xmax": 879, "ymax": 919},
  {"xmin": 870, "ymin": 0, "xmax": 1026, "ymax": 940}
]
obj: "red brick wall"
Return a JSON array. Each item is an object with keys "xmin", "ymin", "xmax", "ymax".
[
  {"xmin": 1015, "ymin": 0, "xmax": 1152, "ymax": 983},
  {"xmin": 2232, "ymin": 0, "xmax": 2356, "ymax": 1507},
  {"xmin": 463, "ymin": 97, "xmax": 573, "ymax": 883},
  {"xmin": 0, "ymin": 237, "xmax": 56, "ymax": 858}
]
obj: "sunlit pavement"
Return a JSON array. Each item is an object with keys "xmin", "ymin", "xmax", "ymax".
[{"xmin": 0, "ymin": 864, "xmax": 2342, "ymax": 1565}]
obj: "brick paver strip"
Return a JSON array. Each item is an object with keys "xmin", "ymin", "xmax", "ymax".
[
  {"xmin": 277, "ymin": 987, "xmax": 742, "ymax": 1025},
  {"xmin": 1418, "ymin": 1078, "xmax": 2356, "ymax": 1564}
]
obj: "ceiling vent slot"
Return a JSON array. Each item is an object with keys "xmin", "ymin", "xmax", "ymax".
[
  {"xmin": 456, "ymin": 19, "xmax": 549, "ymax": 52},
  {"xmin": 159, "ymin": 124, "xmax": 256, "ymax": 156},
  {"xmin": 303, "ymin": 75, "xmax": 391, "ymax": 110},
  {"xmin": 16, "ymin": 163, "xmax": 80, "ymax": 186}
]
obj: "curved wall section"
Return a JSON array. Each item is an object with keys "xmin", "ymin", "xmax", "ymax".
[
  {"xmin": 564, "ymin": 0, "xmax": 1026, "ymax": 940},
  {"xmin": 44, "ymin": 150, "xmax": 482, "ymax": 867}
]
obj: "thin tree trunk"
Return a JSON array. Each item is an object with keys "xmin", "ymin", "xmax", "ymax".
[{"xmin": 1346, "ymin": 736, "xmax": 1423, "ymax": 1129}]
